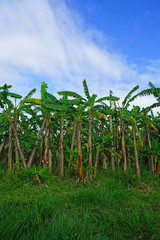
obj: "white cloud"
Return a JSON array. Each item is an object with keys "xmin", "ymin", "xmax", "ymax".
[{"xmin": 0, "ymin": 0, "xmax": 160, "ymax": 113}]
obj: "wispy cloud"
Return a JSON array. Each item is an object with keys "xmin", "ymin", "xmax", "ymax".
[{"xmin": 0, "ymin": 0, "xmax": 160, "ymax": 111}]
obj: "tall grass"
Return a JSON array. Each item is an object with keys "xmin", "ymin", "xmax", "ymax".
[{"xmin": 0, "ymin": 168, "xmax": 159, "ymax": 239}]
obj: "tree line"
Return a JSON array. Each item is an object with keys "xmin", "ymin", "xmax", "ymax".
[{"xmin": 0, "ymin": 81, "xmax": 160, "ymax": 180}]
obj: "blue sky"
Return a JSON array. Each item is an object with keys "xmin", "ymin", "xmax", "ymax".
[
  {"xmin": 66, "ymin": 0, "xmax": 160, "ymax": 60},
  {"xmin": 0, "ymin": 0, "xmax": 160, "ymax": 109}
]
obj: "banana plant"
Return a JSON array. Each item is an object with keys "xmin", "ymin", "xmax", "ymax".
[
  {"xmin": 140, "ymin": 108, "xmax": 158, "ymax": 172},
  {"xmin": 57, "ymin": 85, "xmax": 107, "ymax": 179},
  {"xmin": 127, "ymin": 81, "xmax": 160, "ymax": 112},
  {"xmin": 1, "ymin": 80, "xmax": 160, "ymax": 179},
  {"xmin": 124, "ymin": 106, "xmax": 142, "ymax": 177},
  {"xmin": 12, "ymin": 88, "xmax": 38, "ymax": 169},
  {"xmin": 106, "ymin": 90, "xmax": 119, "ymax": 170},
  {"xmin": 57, "ymin": 90, "xmax": 90, "ymax": 180},
  {"xmin": 21, "ymin": 82, "xmax": 49, "ymax": 168},
  {"xmin": 43, "ymin": 91, "xmax": 81, "ymax": 177},
  {"xmin": 82, "ymin": 79, "xmax": 120, "ymax": 175},
  {"xmin": 0, "ymin": 84, "xmax": 23, "ymax": 171},
  {"xmin": 144, "ymin": 139, "xmax": 160, "ymax": 173},
  {"xmin": 93, "ymin": 92, "xmax": 120, "ymax": 170},
  {"xmin": 124, "ymin": 105, "xmax": 158, "ymax": 176},
  {"xmin": 58, "ymin": 80, "xmax": 119, "ymax": 178},
  {"xmin": 27, "ymin": 164, "xmax": 48, "ymax": 184},
  {"xmin": 117, "ymin": 85, "xmax": 140, "ymax": 171},
  {"xmin": 93, "ymin": 131, "xmax": 118, "ymax": 176},
  {"xmin": 0, "ymin": 84, "xmax": 42, "ymax": 170},
  {"xmin": 0, "ymin": 112, "xmax": 8, "ymax": 155}
]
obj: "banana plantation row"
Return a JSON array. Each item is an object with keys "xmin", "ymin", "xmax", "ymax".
[{"xmin": 0, "ymin": 81, "xmax": 160, "ymax": 180}]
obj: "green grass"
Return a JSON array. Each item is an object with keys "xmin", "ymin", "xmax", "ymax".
[{"xmin": 0, "ymin": 168, "xmax": 159, "ymax": 240}]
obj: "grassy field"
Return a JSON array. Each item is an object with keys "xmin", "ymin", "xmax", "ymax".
[{"xmin": 0, "ymin": 168, "xmax": 159, "ymax": 240}]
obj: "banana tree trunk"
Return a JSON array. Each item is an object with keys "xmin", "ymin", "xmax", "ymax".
[
  {"xmin": 71, "ymin": 121, "xmax": 77, "ymax": 152},
  {"xmin": 8, "ymin": 122, "xmax": 12, "ymax": 171},
  {"xmin": 48, "ymin": 148, "xmax": 52, "ymax": 173},
  {"xmin": 146, "ymin": 124, "xmax": 154, "ymax": 172},
  {"xmin": 0, "ymin": 137, "xmax": 6, "ymax": 155},
  {"xmin": 88, "ymin": 112, "xmax": 92, "ymax": 175},
  {"xmin": 11, "ymin": 123, "xmax": 27, "ymax": 169},
  {"xmin": 109, "ymin": 115, "xmax": 115, "ymax": 170},
  {"xmin": 116, "ymin": 132, "xmax": 121, "ymax": 169},
  {"xmin": 155, "ymin": 159, "xmax": 160, "ymax": 175},
  {"xmin": 60, "ymin": 113, "xmax": 64, "ymax": 177},
  {"xmin": 132, "ymin": 126, "xmax": 140, "ymax": 177},
  {"xmin": 127, "ymin": 127, "xmax": 131, "ymax": 167},
  {"xmin": 102, "ymin": 152, "xmax": 107, "ymax": 169},
  {"xmin": 27, "ymin": 119, "xmax": 46, "ymax": 168},
  {"xmin": 77, "ymin": 124, "xmax": 83, "ymax": 180},
  {"xmin": 39, "ymin": 135, "xmax": 43, "ymax": 166},
  {"xmin": 101, "ymin": 119, "xmax": 107, "ymax": 169},
  {"xmin": 67, "ymin": 121, "xmax": 77, "ymax": 172},
  {"xmin": 14, "ymin": 115, "xmax": 19, "ymax": 169},
  {"xmin": 15, "ymin": 137, "xmax": 19, "ymax": 170},
  {"xmin": 4, "ymin": 143, "xmax": 9, "ymax": 150},
  {"xmin": 94, "ymin": 125, "xmax": 100, "ymax": 176},
  {"xmin": 94, "ymin": 150, "xmax": 99, "ymax": 176},
  {"xmin": 44, "ymin": 118, "xmax": 50, "ymax": 167},
  {"xmin": 121, "ymin": 121, "xmax": 127, "ymax": 171}
]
